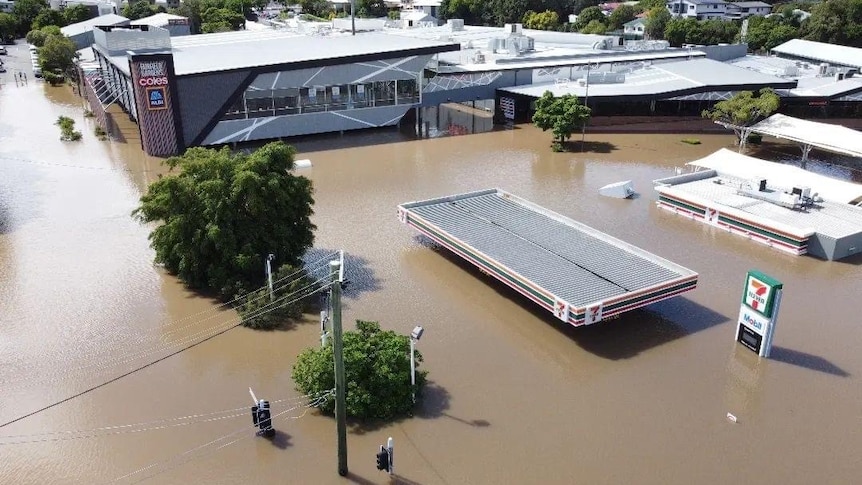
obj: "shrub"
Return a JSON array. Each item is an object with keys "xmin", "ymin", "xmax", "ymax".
[
  {"xmin": 746, "ymin": 133, "xmax": 762, "ymax": 144},
  {"xmin": 681, "ymin": 138, "xmax": 701, "ymax": 145}
]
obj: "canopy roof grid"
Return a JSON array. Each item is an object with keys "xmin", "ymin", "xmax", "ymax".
[
  {"xmin": 745, "ymin": 114, "xmax": 862, "ymax": 161},
  {"xmin": 398, "ymin": 189, "xmax": 697, "ymax": 326}
]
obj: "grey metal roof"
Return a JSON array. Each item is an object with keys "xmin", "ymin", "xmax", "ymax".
[
  {"xmin": 60, "ymin": 14, "xmax": 130, "ymax": 38},
  {"xmin": 168, "ymin": 30, "xmax": 460, "ymax": 76},
  {"xmin": 732, "ymin": 1, "xmax": 771, "ymax": 7},
  {"xmin": 499, "ymin": 57, "xmax": 795, "ymax": 100},
  {"xmin": 661, "ymin": 176, "xmax": 862, "ymax": 239},
  {"xmin": 130, "ymin": 13, "xmax": 188, "ymax": 28},
  {"xmin": 772, "ymin": 39, "xmax": 862, "ymax": 69},
  {"xmin": 403, "ymin": 190, "xmax": 694, "ymax": 308}
]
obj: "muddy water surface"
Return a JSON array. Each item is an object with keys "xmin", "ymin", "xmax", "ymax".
[{"xmin": 1, "ymin": 49, "xmax": 861, "ymax": 484}]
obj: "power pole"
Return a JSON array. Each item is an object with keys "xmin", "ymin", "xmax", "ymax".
[
  {"xmin": 330, "ymin": 260, "xmax": 348, "ymax": 476},
  {"xmin": 265, "ymin": 253, "xmax": 275, "ymax": 302},
  {"xmin": 350, "ymin": 0, "xmax": 356, "ymax": 35}
]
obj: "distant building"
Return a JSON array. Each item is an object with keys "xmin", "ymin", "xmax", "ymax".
[
  {"xmin": 50, "ymin": 0, "xmax": 117, "ymax": 16},
  {"xmin": 725, "ymin": 1, "xmax": 771, "ymax": 19},
  {"xmin": 0, "ymin": 0, "xmax": 14, "ymax": 14},
  {"xmin": 623, "ymin": 18, "xmax": 647, "ymax": 39},
  {"xmin": 131, "ymin": 12, "xmax": 191, "ymax": 36},
  {"xmin": 61, "ymin": 13, "xmax": 130, "ymax": 49},
  {"xmin": 666, "ymin": 0, "xmax": 728, "ymax": 20}
]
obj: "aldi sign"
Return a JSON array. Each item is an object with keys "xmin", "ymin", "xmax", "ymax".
[
  {"xmin": 146, "ymin": 87, "xmax": 167, "ymax": 111},
  {"xmin": 742, "ymin": 270, "xmax": 782, "ymax": 318}
]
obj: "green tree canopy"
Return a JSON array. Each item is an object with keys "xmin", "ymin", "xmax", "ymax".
[
  {"xmin": 123, "ymin": 0, "xmax": 161, "ymax": 21},
  {"xmin": 292, "ymin": 320, "xmax": 426, "ymax": 420},
  {"xmin": 201, "ymin": 7, "xmax": 245, "ymax": 32},
  {"xmin": 11, "ymin": 0, "xmax": 48, "ymax": 36},
  {"xmin": 522, "ymin": 9, "xmax": 560, "ymax": 30},
  {"xmin": 297, "ymin": 0, "xmax": 332, "ymax": 18},
  {"xmin": 571, "ymin": 0, "xmax": 602, "ymax": 15},
  {"xmin": 235, "ymin": 264, "xmax": 316, "ymax": 329},
  {"xmin": 0, "ymin": 12, "xmax": 15, "ymax": 43},
  {"xmin": 575, "ymin": 6, "xmax": 605, "ymax": 30},
  {"xmin": 32, "ymin": 8, "xmax": 66, "ymax": 30},
  {"xmin": 532, "ymin": 91, "xmax": 592, "ymax": 150},
  {"xmin": 25, "ymin": 28, "xmax": 47, "ymax": 47},
  {"xmin": 38, "ymin": 33, "xmax": 77, "ymax": 73},
  {"xmin": 608, "ymin": 4, "xmax": 638, "ymax": 31},
  {"xmin": 701, "ymin": 88, "xmax": 780, "ymax": 143},
  {"xmin": 439, "ymin": 0, "xmax": 485, "ymax": 24},
  {"xmin": 644, "ymin": 6, "xmax": 671, "ymax": 40},
  {"xmin": 802, "ymin": 0, "xmax": 862, "ymax": 48},
  {"xmin": 580, "ymin": 18, "xmax": 607, "ymax": 34},
  {"xmin": 638, "ymin": 0, "xmax": 667, "ymax": 10},
  {"xmin": 743, "ymin": 16, "xmax": 800, "ymax": 51},
  {"xmin": 63, "ymin": 4, "xmax": 95, "ymax": 25},
  {"xmin": 133, "ymin": 142, "xmax": 316, "ymax": 299}
]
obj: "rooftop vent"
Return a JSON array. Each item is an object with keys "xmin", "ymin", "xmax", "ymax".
[{"xmin": 447, "ymin": 19, "xmax": 464, "ymax": 31}]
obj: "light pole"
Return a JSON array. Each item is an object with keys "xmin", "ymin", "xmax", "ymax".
[
  {"xmin": 265, "ymin": 253, "xmax": 275, "ymax": 301},
  {"xmin": 581, "ymin": 62, "xmax": 598, "ymax": 152},
  {"xmin": 410, "ymin": 326, "xmax": 424, "ymax": 403}
]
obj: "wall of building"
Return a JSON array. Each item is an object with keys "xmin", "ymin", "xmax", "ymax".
[
  {"xmin": 129, "ymin": 54, "xmax": 183, "ymax": 156},
  {"xmin": 184, "ymin": 54, "xmax": 434, "ymax": 146}
]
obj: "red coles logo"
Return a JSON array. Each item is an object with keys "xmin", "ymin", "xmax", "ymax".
[{"xmin": 138, "ymin": 76, "xmax": 168, "ymax": 87}]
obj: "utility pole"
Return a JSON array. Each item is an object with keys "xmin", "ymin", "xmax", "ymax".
[
  {"xmin": 581, "ymin": 63, "xmax": 593, "ymax": 152},
  {"xmin": 330, "ymin": 260, "xmax": 348, "ymax": 476},
  {"xmin": 350, "ymin": 0, "xmax": 356, "ymax": 35}
]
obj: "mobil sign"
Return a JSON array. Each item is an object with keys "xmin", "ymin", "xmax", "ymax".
[{"xmin": 741, "ymin": 270, "xmax": 782, "ymax": 318}]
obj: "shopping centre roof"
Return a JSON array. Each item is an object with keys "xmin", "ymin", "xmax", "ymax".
[
  {"xmin": 498, "ymin": 58, "xmax": 795, "ymax": 100},
  {"xmin": 772, "ymin": 39, "xmax": 862, "ymax": 69}
]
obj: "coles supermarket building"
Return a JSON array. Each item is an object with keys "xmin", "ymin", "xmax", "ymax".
[{"xmin": 79, "ymin": 25, "xmax": 459, "ymax": 156}]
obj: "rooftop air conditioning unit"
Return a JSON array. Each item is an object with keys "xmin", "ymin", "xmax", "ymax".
[
  {"xmin": 447, "ymin": 19, "xmax": 464, "ymax": 31},
  {"xmin": 504, "ymin": 23, "xmax": 523, "ymax": 36}
]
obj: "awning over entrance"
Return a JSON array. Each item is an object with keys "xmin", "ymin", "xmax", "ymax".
[{"xmin": 746, "ymin": 114, "xmax": 862, "ymax": 162}]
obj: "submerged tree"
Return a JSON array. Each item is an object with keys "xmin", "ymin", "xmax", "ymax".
[
  {"xmin": 55, "ymin": 116, "xmax": 82, "ymax": 141},
  {"xmin": 292, "ymin": 320, "xmax": 426, "ymax": 420},
  {"xmin": 134, "ymin": 142, "xmax": 316, "ymax": 299},
  {"xmin": 532, "ymin": 91, "xmax": 591, "ymax": 152},
  {"xmin": 701, "ymin": 88, "xmax": 780, "ymax": 145}
]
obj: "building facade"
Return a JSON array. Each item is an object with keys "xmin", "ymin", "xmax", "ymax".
[
  {"xmin": 81, "ymin": 26, "xmax": 458, "ymax": 156},
  {"xmin": 667, "ymin": 0, "xmax": 728, "ymax": 20}
]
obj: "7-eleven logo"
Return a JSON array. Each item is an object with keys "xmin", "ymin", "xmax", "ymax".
[{"xmin": 744, "ymin": 277, "xmax": 771, "ymax": 314}]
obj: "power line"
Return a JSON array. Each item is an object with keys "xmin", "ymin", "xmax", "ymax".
[
  {"xmin": 0, "ymin": 283, "xmax": 332, "ymax": 430},
  {"xmin": 2, "ymin": 255, "xmax": 336, "ymax": 390},
  {"xmin": 114, "ymin": 392, "xmax": 333, "ymax": 484},
  {"xmin": 0, "ymin": 391, "xmax": 330, "ymax": 446}
]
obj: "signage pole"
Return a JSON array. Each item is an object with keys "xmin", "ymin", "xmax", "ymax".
[{"xmin": 761, "ymin": 289, "xmax": 782, "ymax": 358}]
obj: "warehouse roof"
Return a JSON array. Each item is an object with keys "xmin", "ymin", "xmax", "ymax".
[
  {"xmin": 772, "ymin": 39, "xmax": 862, "ymax": 69},
  {"xmin": 61, "ymin": 13, "xmax": 129, "ymax": 38}
]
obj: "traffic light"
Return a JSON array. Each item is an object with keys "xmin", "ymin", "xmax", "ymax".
[
  {"xmin": 376, "ymin": 446, "xmax": 390, "ymax": 472},
  {"xmin": 257, "ymin": 400, "xmax": 274, "ymax": 437}
]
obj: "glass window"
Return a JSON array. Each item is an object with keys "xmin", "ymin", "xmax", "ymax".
[
  {"xmin": 373, "ymin": 81, "xmax": 396, "ymax": 106},
  {"xmin": 396, "ymin": 79, "xmax": 418, "ymax": 104},
  {"xmin": 273, "ymin": 87, "xmax": 299, "ymax": 115},
  {"xmin": 246, "ymin": 94, "xmax": 273, "ymax": 118}
]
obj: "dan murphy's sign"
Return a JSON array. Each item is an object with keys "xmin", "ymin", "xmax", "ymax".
[{"xmin": 741, "ymin": 270, "xmax": 782, "ymax": 318}]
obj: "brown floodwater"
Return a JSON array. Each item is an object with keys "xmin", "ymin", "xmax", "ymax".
[{"xmin": 2, "ymin": 45, "xmax": 861, "ymax": 484}]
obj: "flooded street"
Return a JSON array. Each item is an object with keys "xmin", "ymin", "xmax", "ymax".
[{"xmin": 2, "ymin": 49, "xmax": 862, "ymax": 484}]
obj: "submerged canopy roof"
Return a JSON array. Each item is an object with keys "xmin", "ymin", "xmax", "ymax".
[
  {"xmin": 747, "ymin": 114, "xmax": 862, "ymax": 160},
  {"xmin": 686, "ymin": 148, "xmax": 862, "ymax": 204}
]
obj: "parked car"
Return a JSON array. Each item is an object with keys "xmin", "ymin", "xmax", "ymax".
[
  {"xmin": 33, "ymin": 66, "xmax": 42, "ymax": 78},
  {"xmin": 0, "ymin": 46, "xmax": 7, "ymax": 55},
  {"xmin": 0, "ymin": 64, "xmax": 6, "ymax": 73}
]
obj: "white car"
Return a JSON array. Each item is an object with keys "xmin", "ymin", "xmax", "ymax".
[{"xmin": 0, "ymin": 46, "xmax": 7, "ymax": 55}]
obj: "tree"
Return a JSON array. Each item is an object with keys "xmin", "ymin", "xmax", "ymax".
[
  {"xmin": 25, "ymin": 29, "xmax": 47, "ymax": 47},
  {"xmin": 11, "ymin": 0, "xmax": 48, "ymax": 36},
  {"xmin": 802, "ymin": 0, "xmax": 862, "ymax": 48},
  {"xmin": 644, "ymin": 6, "xmax": 670, "ymax": 40},
  {"xmin": 133, "ymin": 142, "xmax": 316, "ymax": 300},
  {"xmin": 32, "ymin": 8, "xmax": 66, "ymax": 30},
  {"xmin": 123, "ymin": 0, "xmax": 159, "ymax": 21},
  {"xmin": 608, "ymin": 4, "xmax": 637, "ymax": 31},
  {"xmin": 522, "ymin": 10, "xmax": 560, "ymax": 30},
  {"xmin": 743, "ymin": 16, "xmax": 800, "ymax": 52},
  {"xmin": 63, "ymin": 4, "xmax": 95, "ymax": 25},
  {"xmin": 485, "ymin": 0, "xmax": 530, "ymax": 25},
  {"xmin": 201, "ymin": 7, "xmax": 244, "ymax": 32},
  {"xmin": 575, "ymin": 6, "xmax": 604, "ymax": 30},
  {"xmin": 532, "ymin": 91, "xmax": 592, "ymax": 151},
  {"xmin": 571, "ymin": 0, "xmax": 601, "ymax": 15},
  {"xmin": 292, "ymin": 320, "xmax": 426, "ymax": 420},
  {"xmin": 0, "ymin": 12, "xmax": 17, "ymax": 43},
  {"xmin": 356, "ymin": 0, "xmax": 387, "ymax": 18},
  {"xmin": 664, "ymin": 17, "xmax": 696, "ymax": 46},
  {"xmin": 235, "ymin": 264, "xmax": 316, "ymax": 329},
  {"xmin": 701, "ymin": 89, "xmax": 780, "ymax": 144},
  {"xmin": 297, "ymin": 0, "xmax": 332, "ymax": 18},
  {"xmin": 170, "ymin": 0, "xmax": 203, "ymax": 34},
  {"xmin": 580, "ymin": 19, "xmax": 607, "ymax": 34},
  {"xmin": 638, "ymin": 0, "xmax": 666, "ymax": 10},
  {"xmin": 38, "ymin": 33, "xmax": 77, "ymax": 74},
  {"xmin": 439, "ymin": 0, "xmax": 485, "ymax": 24}
]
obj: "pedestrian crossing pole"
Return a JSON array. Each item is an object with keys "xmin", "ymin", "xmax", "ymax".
[{"xmin": 330, "ymin": 260, "xmax": 348, "ymax": 476}]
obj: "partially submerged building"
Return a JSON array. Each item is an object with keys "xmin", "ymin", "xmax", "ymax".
[{"xmin": 653, "ymin": 149, "xmax": 862, "ymax": 261}]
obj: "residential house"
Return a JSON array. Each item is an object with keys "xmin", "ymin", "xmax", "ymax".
[
  {"xmin": 725, "ymin": 1, "xmax": 771, "ymax": 19},
  {"xmin": 0, "ymin": 0, "xmax": 13, "ymax": 14},
  {"xmin": 623, "ymin": 17, "xmax": 647, "ymax": 39},
  {"xmin": 666, "ymin": 0, "xmax": 728, "ymax": 20}
]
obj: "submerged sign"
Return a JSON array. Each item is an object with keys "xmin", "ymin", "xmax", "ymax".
[
  {"xmin": 736, "ymin": 270, "xmax": 783, "ymax": 357},
  {"xmin": 146, "ymin": 87, "xmax": 167, "ymax": 111}
]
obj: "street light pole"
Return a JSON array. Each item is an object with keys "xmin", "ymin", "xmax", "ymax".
[
  {"xmin": 409, "ymin": 326, "xmax": 424, "ymax": 403},
  {"xmin": 581, "ymin": 63, "xmax": 593, "ymax": 151}
]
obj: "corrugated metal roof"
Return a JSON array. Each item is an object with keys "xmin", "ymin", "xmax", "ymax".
[
  {"xmin": 61, "ymin": 13, "xmax": 129, "ymax": 38},
  {"xmin": 772, "ymin": 39, "xmax": 862, "ymax": 69},
  {"xmin": 404, "ymin": 190, "xmax": 693, "ymax": 307}
]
